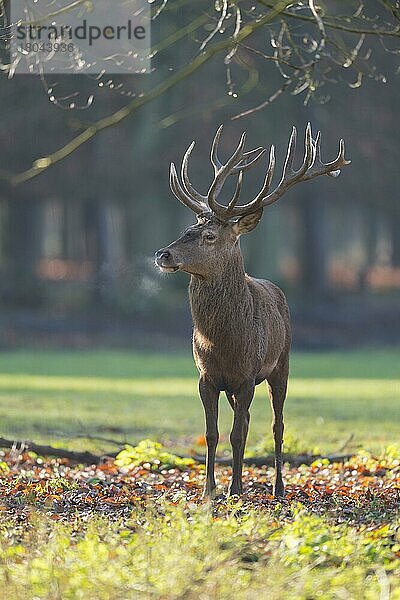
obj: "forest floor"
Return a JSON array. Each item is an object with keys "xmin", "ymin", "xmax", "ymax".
[{"xmin": 0, "ymin": 349, "xmax": 399, "ymax": 598}]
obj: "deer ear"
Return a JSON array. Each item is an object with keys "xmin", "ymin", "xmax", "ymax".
[{"xmin": 232, "ymin": 208, "xmax": 263, "ymax": 235}]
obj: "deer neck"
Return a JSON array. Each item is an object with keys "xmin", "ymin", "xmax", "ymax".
[{"xmin": 188, "ymin": 248, "xmax": 252, "ymax": 340}]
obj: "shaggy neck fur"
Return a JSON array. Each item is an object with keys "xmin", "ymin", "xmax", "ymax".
[{"xmin": 188, "ymin": 245, "xmax": 253, "ymax": 343}]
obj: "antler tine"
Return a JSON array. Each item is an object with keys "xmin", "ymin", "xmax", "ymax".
[
  {"xmin": 226, "ymin": 170, "xmax": 243, "ymax": 213},
  {"xmin": 296, "ymin": 122, "xmax": 316, "ymax": 177},
  {"xmin": 169, "ymin": 126, "xmax": 267, "ymax": 219},
  {"xmin": 253, "ymin": 144, "xmax": 276, "ymax": 207},
  {"xmin": 169, "ymin": 162, "xmax": 207, "ymax": 214},
  {"xmin": 231, "ymin": 147, "xmax": 266, "ymax": 173},
  {"xmin": 208, "ymin": 127, "xmax": 274, "ymax": 220},
  {"xmin": 169, "ymin": 124, "xmax": 350, "ymax": 221},
  {"xmin": 208, "ymin": 127, "xmax": 277, "ymax": 219},
  {"xmin": 211, "ymin": 125, "xmax": 266, "ymax": 174},
  {"xmin": 314, "ymin": 130, "xmax": 322, "ymax": 162},
  {"xmin": 181, "ymin": 141, "xmax": 208, "ymax": 204},
  {"xmin": 326, "ymin": 139, "xmax": 348, "ymax": 178},
  {"xmin": 302, "ymin": 135, "xmax": 350, "ymax": 181},
  {"xmin": 225, "ymin": 145, "xmax": 276, "ymax": 217},
  {"xmin": 207, "ymin": 131, "xmax": 247, "ymax": 217},
  {"xmin": 210, "ymin": 124, "xmax": 224, "ymax": 171},
  {"xmin": 225, "ymin": 131, "xmax": 247, "ymax": 171},
  {"xmin": 260, "ymin": 127, "xmax": 298, "ymax": 207},
  {"xmin": 282, "ymin": 126, "xmax": 297, "ymax": 178},
  {"xmin": 261, "ymin": 124, "xmax": 351, "ymax": 208}
]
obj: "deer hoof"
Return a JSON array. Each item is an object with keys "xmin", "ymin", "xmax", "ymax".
[
  {"xmin": 201, "ymin": 486, "xmax": 217, "ymax": 500},
  {"xmin": 273, "ymin": 484, "xmax": 285, "ymax": 498},
  {"xmin": 228, "ymin": 484, "xmax": 243, "ymax": 497}
]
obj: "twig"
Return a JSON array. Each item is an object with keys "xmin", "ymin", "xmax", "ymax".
[
  {"xmin": 19, "ymin": 0, "xmax": 87, "ymax": 26},
  {"xmin": 0, "ymin": 437, "xmax": 115, "ymax": 464},
  {"xmin": 308, "ymin": 0, "xmax": 326, "ymax": 54},
  {"xmin": 6, "ymin": 0, "xmax": 293, "ymax": 186},
  {"xmin": 0, "ymin": 437, "xmax": 353, "ymax": 468},
  {"xmin": 257, "ymin": 0, "xmax": 400, "ymax": 37},
  {"xmin": 336, "ymin": 433, "xmax": 355, "ymax": 453},
  {"xmin": 231, "ymin": 69, "xmax": 300, "ymax": 120}
]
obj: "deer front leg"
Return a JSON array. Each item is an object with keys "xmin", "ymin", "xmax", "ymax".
[
  {"xmin": 199, "ymin": 378, "xmax": 219, "ymax": 499},
  {"xmin": 228, "ymin": 382, "xmax": 255, "ymax": 497}
]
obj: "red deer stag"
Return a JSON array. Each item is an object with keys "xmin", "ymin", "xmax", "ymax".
[{"xmin": 155, "ymin": 124, "xmax": 350, "ymax": 498}]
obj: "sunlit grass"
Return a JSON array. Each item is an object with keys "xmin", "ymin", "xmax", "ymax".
[
  {"xmin": 1, "ymin": 348, "xmax": 399, "ymax": 379},
  {"xmin": 0, "ymin": 503, "xmax": 398, "ymax": 599},
  {"xmin": 0, "ymin": 349, "xmax": 398, "ymax": 454},
  {"xmin": 0, "ymin": 349, "xmax": 399, "ymax": 598}
]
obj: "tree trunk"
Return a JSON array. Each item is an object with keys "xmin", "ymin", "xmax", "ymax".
[
  {"xmin": 390, "ymin": 213, "xmax": 400, "ymax": 267},
  {"xmin": 4, "ymin": 192, "xmax": 43, "ymax": 307},
  {"xmin": 358, "ymin": 207, "xmax": 378, "ymax": 292},
  {"xmin": 298, "ymin": 192, "xmax": 328, "ymax": 298}
]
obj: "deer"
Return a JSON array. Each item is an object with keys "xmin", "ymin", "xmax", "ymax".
[{"xmin": 155, "ymin": 123, "xmax": 350, "ymax": 498}]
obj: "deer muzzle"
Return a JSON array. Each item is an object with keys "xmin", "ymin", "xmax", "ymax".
[{"xmin": 154, "ymin": 248, "xmax": 181, "ymax": 273}]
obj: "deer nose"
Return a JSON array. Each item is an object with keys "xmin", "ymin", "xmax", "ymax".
[{"xmin": 155, "ymin": 249, "xmax": 171, "ymax": 262}]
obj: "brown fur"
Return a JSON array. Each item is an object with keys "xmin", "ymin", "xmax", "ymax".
[
  {"xmin": 155, "ymin": 213, "xmax": 291, "ymax": 497},
  {"xmin": 155, "ymin": 124, "xmax": 349, "ymax": 497}
]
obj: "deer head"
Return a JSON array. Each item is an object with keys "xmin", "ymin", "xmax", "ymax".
[{"xmin": 155, "ymin": 123, "xmax": 350, "ymax": 278}]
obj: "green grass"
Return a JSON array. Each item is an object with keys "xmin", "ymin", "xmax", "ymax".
[
  {"xmin": 0, "ymin": 502, "xmax": 399, "ymax": 599},
  {"xmin": 0, "ymin": 349, "xmax": 399, "ymax": 599},
  {"xmin": 0, "ymin": 349, "xmax": 399, "ymax": 454}
]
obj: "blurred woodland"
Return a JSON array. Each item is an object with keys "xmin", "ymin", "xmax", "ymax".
[{"xmin": 0, "ymin": 0, "xmax": 399, "ymax": 348}]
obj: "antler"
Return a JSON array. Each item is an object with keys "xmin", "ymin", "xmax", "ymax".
[{"xmin": 169, "ymin": 123, "xmax": 350, "ymax": 220}]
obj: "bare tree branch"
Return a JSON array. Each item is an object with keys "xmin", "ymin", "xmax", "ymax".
[
  {"xmin": 1, "ymin": 0, "xmax": 399, "ymax": 181},
  {"xmin": 232, "ymin": 68, "xmax": 301, "ymax": 120},
  {"xmin": 3, "ymin": 0, "xmax": 294, "ymax": 186},
  {"xmin": 18, "ymin": 0, "xmax": 89, "ymax": 26},
  {"xmin": 258, "ymin": 0, "xmax": 400, "ymax": 37}
]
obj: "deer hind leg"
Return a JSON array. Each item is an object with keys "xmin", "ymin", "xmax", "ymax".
[
  {"xmin": 228, "ymin": 382, "xmax": 255, "ymax": 497},
  {"xmin": 267, "ymin": 355, "xmax": 289, "ymax": 498},
  {"xmin": 199, "ymin": 378, "xmax": 220, "ymax": 499}
]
